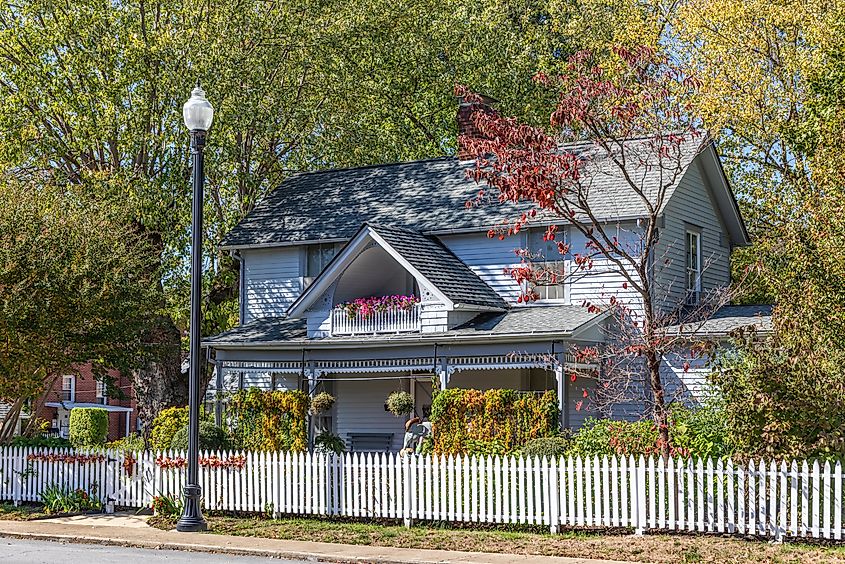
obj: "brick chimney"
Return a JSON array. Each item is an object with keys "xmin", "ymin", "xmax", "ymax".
[{"xmin": 456, "ymin": 93, "xmax": 498, "ymax": 160}]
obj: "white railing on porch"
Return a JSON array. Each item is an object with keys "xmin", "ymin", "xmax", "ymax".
[
  {"xmin": 331, "ymin": 304, "xmax": 421, "ymax": 335},
  {"xmin": 1, "ymin": 446, "xmax": 844, "ymax": 541}
]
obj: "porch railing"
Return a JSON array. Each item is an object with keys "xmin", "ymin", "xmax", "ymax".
[{"xmin": 331, "ymin": 303, "xmax": 421, "ymax": 335}]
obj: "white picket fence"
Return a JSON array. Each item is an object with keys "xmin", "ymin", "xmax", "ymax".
[{"xmin": 1, "ymin": 446, "xmax": 843, "ymax": 541}]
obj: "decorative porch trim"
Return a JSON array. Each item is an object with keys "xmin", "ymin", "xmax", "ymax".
[
  {"xmin": 449, "ymin": 353, "xmax": 555, "ymax": 372},
  {"xmin": 313, "ymin": 358, "xmax": 435, "ymax": 374},
  {"xmin": 219, "ymin": 360, "xmax": 303, "ymax": 374}
]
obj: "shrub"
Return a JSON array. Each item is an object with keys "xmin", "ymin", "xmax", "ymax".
[
  {"xmin": 10, "ymin": 435, "xmax": 71, "ymax": 448},
  {"xmin": 385, "ymin": 391, "xmax": 414, "ymax": 417},
  {"xmin": 68, "ymin": 408, "xmax": 108, "ymax": 448},
  {"xmin": 310, "ymin": 392, "xmax": 336, "ymax": 415},
  {"xmin": 151, "ymin": 494, "xmax": 182, "ymax": 517},
  {"xmin": 567, "ymin": 418, "xmax": 661, "ymax": 458},
  {"xmin": 228, "ymin": 388, "xmax": 309, "ymax": 452},
  {"xmin": 669, "ymin": 403, "xmax": 733, "ymax": 459},
  {"xmin": 170, "ymin": 421, "xmax": 232, "ymax": 452},
  {"xmin": 314, "ymin": 432, "xmax": 346, "ymax": 454},
  {"xmin": 150, "ymin": 406, "xmax": 189, "ymax": 451},
  {"xmin": 106, "ymin": 433, "xmax": 146, "ymax": 452},
  {"xmin": 41, "ymin": 484, "xmax": 101, "ymax": 514},
  {"xmin": 430, "ymin": 388, "xmax": 559, "ymax": 455},
  {"xmin": 520, "ymin": 435, "xmax": 572, "ymax": 458}
]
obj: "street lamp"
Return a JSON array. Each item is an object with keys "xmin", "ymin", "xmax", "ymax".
[{"xmin": 177, "ymin": 82, "xmax": 213, "ymax": 533}]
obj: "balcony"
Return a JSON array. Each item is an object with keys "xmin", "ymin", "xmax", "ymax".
[{"xmin": 331, "ymin": 302, "xmax": 421, "ymax": 336}]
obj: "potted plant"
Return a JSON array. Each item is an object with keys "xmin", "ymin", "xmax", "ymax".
[{"xmin": 385, "ymin": 391, "xmax": 414, "ymax": 417}]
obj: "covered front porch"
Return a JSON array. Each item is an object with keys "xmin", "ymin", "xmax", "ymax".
[{"xmin": 208, "ymin": 340, "xmax": 600, "ymax": 453}]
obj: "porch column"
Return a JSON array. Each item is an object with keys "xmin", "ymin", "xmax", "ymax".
[
  {"xmin": 307, "ymin": 364, "xmax": 319, "ymax": 447},
  {"xmin": 437, "ymin": 357, "xmax": 450, "ymax": 391},
  {"xmin": 555, "ymin": 353, "xmax": 569, "ymax": 430},
  {"xmin": 214, "ymin": 359, "xmax": 224, "ymax": 427},
  {"xmin": 125, "ymin": 411, "xmax": 131, "ymax": 437}
]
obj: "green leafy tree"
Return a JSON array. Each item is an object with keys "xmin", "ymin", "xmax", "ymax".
[
  {"xmin": 0, "ymin": 180, "xmax": 159, "ymax": 441},
  {"xmin": 0, "ymin": 0, "xmax": 581, "ymax": 426}
]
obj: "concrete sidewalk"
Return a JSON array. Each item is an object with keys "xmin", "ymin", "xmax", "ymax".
[{"xmin": 0, "ymin": 514, "xmax": 637, "ymax": 564}]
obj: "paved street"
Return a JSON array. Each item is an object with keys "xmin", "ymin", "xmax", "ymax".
[{"xmin": 0, "ymin": 537, "xmax": 311, "ymax": 563}]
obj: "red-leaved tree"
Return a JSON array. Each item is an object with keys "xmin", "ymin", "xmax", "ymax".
[{"xmin": 459, "ymin": 47, "xmax": 736, "ymax": 455}]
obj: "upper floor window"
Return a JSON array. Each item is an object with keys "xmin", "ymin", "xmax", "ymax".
[
  {"xmin": 526, "ymin": 227, "xmax": 567, "ymax": 301},
  {"xmin": 96, "ymin": 379, "xmax": 108, "ymax": 405},
  {"xmin": 61, "ymin": 375, "xmax": 75, "ymax": 402},
  {"xmin": 685, "ymin": 230, "xmax": 701, "ymax": 304},
  {"xmin": 304, "ymin": 243, "xmax": 338, "ymax": 288}
]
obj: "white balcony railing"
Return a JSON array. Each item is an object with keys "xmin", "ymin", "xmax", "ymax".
[{"xmin": 331, "ymin": 304, "xmax": 421, "ymax": 336}]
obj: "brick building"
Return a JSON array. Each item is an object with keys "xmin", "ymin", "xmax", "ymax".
[{"xmin": 36, "ymin": 364, "xmax": 138, "ymax": 442}]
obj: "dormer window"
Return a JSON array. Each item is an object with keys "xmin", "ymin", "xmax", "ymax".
[
  {"xmin": 527, "ymin": 227, "xmax": 567, "ymax": 301},
  {"xmin": 304, "ymin": 243, "xmax": 338, "ymax": 288},
  {"xmin": 685, "ymin": 230, "xmax": 701, "ymax": 304}
]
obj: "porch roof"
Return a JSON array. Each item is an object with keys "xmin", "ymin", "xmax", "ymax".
[
  {"xmin": 44, "ymin": 401, "xmax": 133, "ymax": 413},
  {"xmin": 665, "ymin": 304, "xmax": 773, "ymax": 338},
  {"xmin": 205, "ymin": 304, "xmax": 604, "ymax": 349}
]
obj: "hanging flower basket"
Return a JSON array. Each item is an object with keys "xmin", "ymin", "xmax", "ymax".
[{"xmin": 336, "ymin": 295, "xmax": 419, "ymax": 320}]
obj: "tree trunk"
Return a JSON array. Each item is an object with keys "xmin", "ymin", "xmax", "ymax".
[
  {"xmin": 0, "ymin": 398, "xmax": 25, "ymax": 443},
  {"xmin": 132, "ymin": 315, "xmax": 186, "ymax": 439},
  {"xmin": 645, "ymin": 349, "xmax": 670, "ymax": 457}
]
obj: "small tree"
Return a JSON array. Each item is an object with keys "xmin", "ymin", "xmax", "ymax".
[
  {"xmin": 0, "ymin": 180, "xmax": 159, "ymax": 442},
  {"xmin": 459, "ymin": 47, "xmax": 736, "ymax": 455}
]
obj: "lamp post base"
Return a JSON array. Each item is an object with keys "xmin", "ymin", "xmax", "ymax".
[{"xmin": 176, "ymin": 484, "xmax": 207, "ymax": 532}]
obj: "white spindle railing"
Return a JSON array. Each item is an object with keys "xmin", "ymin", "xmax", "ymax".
[
  {"xmin": 331, "ymin": 304, "xmax": 421, "ymax": 335},
  {"xmin": 2, "ymin": 446, "xmax": 843, "ymax": 541}
]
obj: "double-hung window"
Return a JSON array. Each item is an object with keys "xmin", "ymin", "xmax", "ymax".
[
  {"xmin": 304, "ymin": 243, "xmax": 338, "ymax": 289},
  {"xmin": 61, "ymin": 375, "xmax": 75, "ymax": 402},
  {"xmin": 685, "ymin": 230, "xmax": 701, "ymax": 304},
  {"xmin": 526, "ymin": 227, "xmax": 568, "ymax": 301},
  {"xmin": 96, "ymin": 380, "xmax": 108, "ymax": 405}
]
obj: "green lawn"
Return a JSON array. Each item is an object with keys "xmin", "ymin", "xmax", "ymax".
[{"xmin": 147, "ymin": 514, "xmax": 845, "ymax": 563}]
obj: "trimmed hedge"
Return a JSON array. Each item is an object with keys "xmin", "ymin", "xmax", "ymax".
[
  {"xmin": 228, "ymin": 388, "xmax": 309, "ymax": 452},
  {"xmin": 68, "ymin": 407, "xmax": 108, "ymax": 447},
  {"xmin": 170, "ymin": 421, "xmax": 232, "ymax": 451},
  {"xmin": 430, "ymin": 388, "xmax": 559, "ymax": 455}
]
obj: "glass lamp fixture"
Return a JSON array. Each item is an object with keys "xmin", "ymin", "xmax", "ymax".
[{"xmin": 182, "ymin": 83, "xmax": 214, "ymax": 132}]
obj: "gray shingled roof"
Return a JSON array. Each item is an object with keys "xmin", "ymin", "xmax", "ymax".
[
  {"xmin": 221, "ymin": 137, "xmax": 705, "ymax": 249},
  {"xmin": 450, "ymin": 305, "xmax": 603, "ymax": 335},
  {"xmin": 368, "ymin": 224, "xmax": 507, "ymax": 310},
  {"xmin": 666, "ymin": 304, "xmax": 773, "ymax": 337},
  {"xmin": 205, "ymin": 305, "xmax": 602, "ymax": 347}
]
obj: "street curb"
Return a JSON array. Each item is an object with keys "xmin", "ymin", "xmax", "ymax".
[
  {"xmin": 0, "ymin": 529, "xmax": 413, "ymax": 563},
  {"xmin": 0, "ymin": 530, "xmax": 387, "ymax": 563},
  {"xmin": 0, "ymin": 528, "xmax": 633, "ymax": 564}
]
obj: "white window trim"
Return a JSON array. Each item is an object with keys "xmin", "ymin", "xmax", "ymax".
[
  {"xmin": 96, "ymin": 380, "xmax": 108, "ymax": 405},
  {"xmin": 524, "ymin": 226, "xmax": 570, "ymax": 304},
  {"xmin": 685, "ymin": 229, "xmax": 701, "ymax": 303},
  {"xmin": 61, "ymin": 375, "xmax": 76, "ymax": 402}
]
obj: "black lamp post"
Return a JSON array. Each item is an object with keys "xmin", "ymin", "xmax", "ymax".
[{"xmin": 177, "ymin": 83, "xmax": 213, "ymax": 533}]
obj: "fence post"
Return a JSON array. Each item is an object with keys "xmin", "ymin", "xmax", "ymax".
[
  {"xmin": 12, "ymin": 446, "xmax": 23, "ymax": 506},
  {"xmin": 549, "ymin": 456, "xmax": 561, "ymax": 534},
  {"xmin": 402, "ymin": 454, "xmax": 412, "ymax": 528},
  {"xmin": 634, "ymin": 455, "xmax": 646, "ymax": 535},
  {"xmin": 104, "ymin": 450, "xmax": 115, "ymax": 514}
]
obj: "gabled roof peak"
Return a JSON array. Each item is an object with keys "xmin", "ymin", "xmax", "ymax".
[{"xmin": 286, "ymin": 223, "xmax": 507, "ymax": 319}]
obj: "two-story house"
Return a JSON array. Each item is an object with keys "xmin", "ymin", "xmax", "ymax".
[
  {"xmin": 36, "ymin": 364, "xmax": 137, "ymax": 441},
  {"xmin": 205, "ymin": 100, "xmax": 771, "ymax": 452}
]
